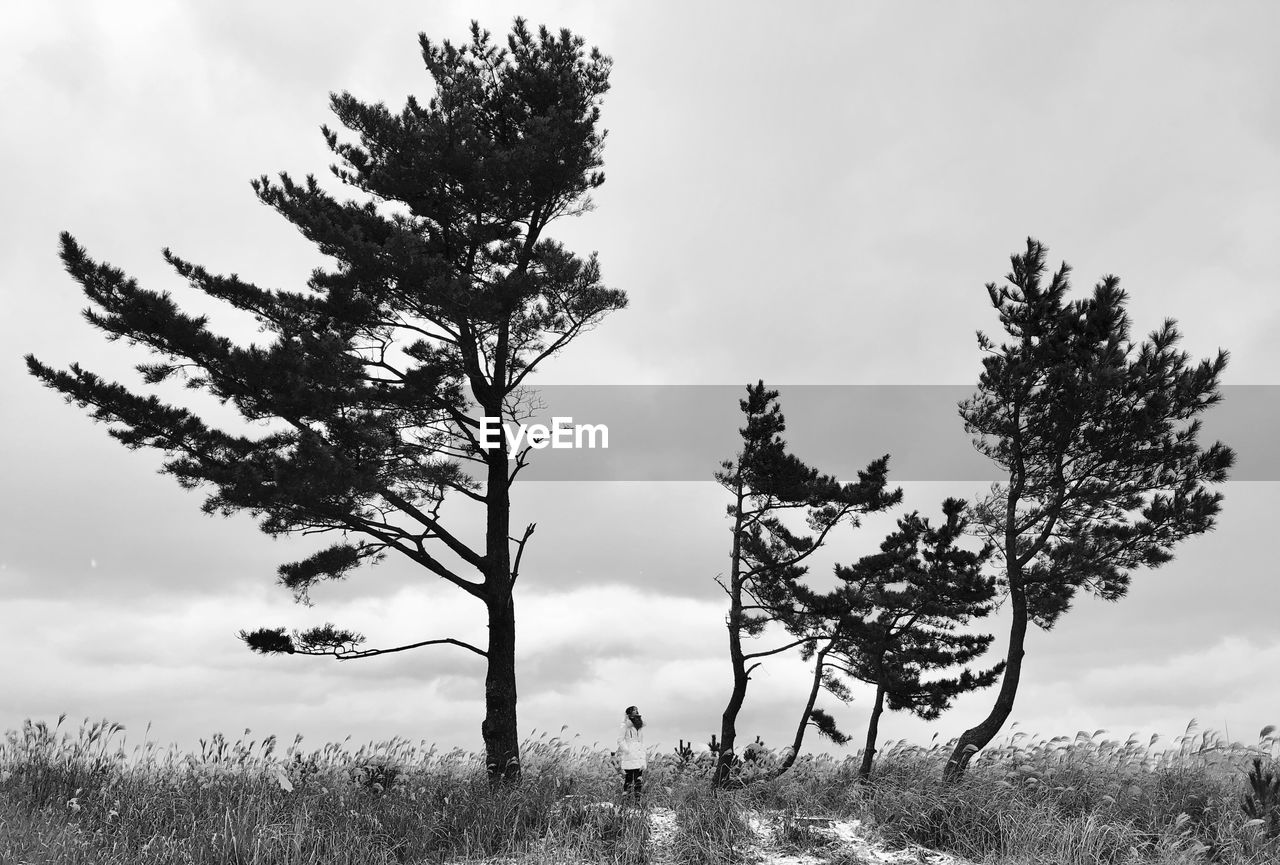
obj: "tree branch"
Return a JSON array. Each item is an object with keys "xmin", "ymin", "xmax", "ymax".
[
  {"xmin": 510, "ymin": 522, "xmax": 536, "ymax": 584},
  {"xmin": 301, "ymin": 636, "xmax": 487, "ymax": 660},
  {"xmin": 742, "ymin": 636, "xmax": 815, "ymax": 661}
]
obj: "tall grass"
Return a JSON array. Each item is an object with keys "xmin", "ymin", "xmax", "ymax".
[
  {"xmin": 0, "ymin": 718, "xmax": 646, "ymax": 863},
  {"xmin": 854, "ymin": 722, "xmax": 1280, "ymax": 865},
  {"xmin": 2, "ymin": 716, "xmax": 1278, "ymax": 864}
]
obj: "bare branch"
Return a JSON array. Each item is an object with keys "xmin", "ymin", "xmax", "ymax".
[
  {"xmin": 300, "ymin": 636, "xmax": 487, "ymax": 660},
  {"xmin": 742, "ymin": 636, "xmax": 815, "ymax": 662},
  {"xmin": 510, "ymin": 522, "xmax": 536, "ymax": 584}
]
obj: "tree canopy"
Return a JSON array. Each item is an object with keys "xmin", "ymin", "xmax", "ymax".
[
  {"xmin": 943, "ymin": 238, "xmax": 1234, "ymax": 780},
  {"xmin": 26, "ymin": 19, "xmax": 624, "ymax": 781},
  {"xmin": 712, "ymin": 381, "xmax": 899, "ymax": 786},
  {"xmin": 824, "ymin": 498, "xmax": 1003, "ymax": 778}
]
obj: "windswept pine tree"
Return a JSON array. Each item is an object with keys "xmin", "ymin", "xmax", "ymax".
[
  {"xmin": 825, "ymin": 498, "xmax": 1003, "ymax": 779},
  {"xmin": 712, "ymin": 381, "xmax": 900, "ymax": 787},
  {"xmin": 774, "ymin": 498, "xmax": 1002, "ymax": 777},
  {"xmin": 25, "ymin": 20, "xmax": 624, "ymax": 781},
  {"xmin": 942, "ymin": 239, "xmax": 1234, "ymax": 781}
]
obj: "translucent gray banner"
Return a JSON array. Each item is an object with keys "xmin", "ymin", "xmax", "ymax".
[{"xmin": 491, "ymin": 385, "xmax": 1274, "ymax": 482}]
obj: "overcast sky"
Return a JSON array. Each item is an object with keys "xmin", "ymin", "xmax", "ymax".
[{"xmin": 3, "ymin": 1, "xmax": 1279, "ymax": 763}]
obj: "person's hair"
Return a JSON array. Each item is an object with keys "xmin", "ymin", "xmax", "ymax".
[{"xmin": 625, "ymin": 706, "xmax": 643, "ymax": 729}]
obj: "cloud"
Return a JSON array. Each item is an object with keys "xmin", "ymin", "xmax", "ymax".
[
  {"xmin": 3, "ymin": 0, "xmax": 1279, "ymax": 765},
  {"xmin": 1078, "ymin": 637, "xmax": 1280, "ymax": 713}
]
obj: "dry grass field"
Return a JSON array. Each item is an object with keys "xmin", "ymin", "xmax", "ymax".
[{"xmin": 2, "ymin": 716, "xmax": 1278, "ymax": 864}]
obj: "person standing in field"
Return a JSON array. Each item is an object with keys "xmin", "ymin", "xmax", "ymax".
[{"xmin": 617, "ymin": 705, "xmax": 646, "ymax": 796}]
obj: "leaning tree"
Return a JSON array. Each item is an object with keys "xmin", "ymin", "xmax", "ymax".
[
  {"xmin": 942, "ymin": 238, "xmax": 1234, "ymax": 780},
  {"xmin": 25, "ymin": 19, "xmax": 624, "ymax": 781},
  {"xmin": 712, "ymin": 381, "xmax": 899, "ymax": 787}
]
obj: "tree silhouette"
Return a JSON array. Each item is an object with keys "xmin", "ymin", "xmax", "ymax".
[
  {"xmin": 832, "ymin": 499, "xmax": 1003, "ymax": 778},
  {"xmin": 776, "ymin": 498, "xmax": 1002, "ymax": 778},
  {"xmin": 942, "ymin": 239, "xmax": 1233, "ymax": 780},
  {"xmin": 712, "ymin": 381, "xmax": 899, "ymax": 787},
  {"xmin": 25, "ymin": 19, "xmax": 624, "ymax": 781}
]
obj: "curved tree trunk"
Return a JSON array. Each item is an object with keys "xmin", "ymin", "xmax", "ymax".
[
  {"xmin": 714, "ymin": 588, "xmax": 748, "ymax": 786},
  {"xmin": 858, "ymin": 684, "xmax": 887, "ymax": 779},
  {"xmin": 942, "ymin": 580, "xmax": 1027, "ymax": 781},
  {"xmin": 714, "ymin": 480, "xmax": 748, "ymax": 788},
  {"xmin": 714, "ymin": 664, "xmax": 747, "ymax": 786},
  {"xmin": 778, "ymin": 642, "xmax": 832, "ymax": 776}
]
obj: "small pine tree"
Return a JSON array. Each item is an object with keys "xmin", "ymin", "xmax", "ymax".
[
  {"xmin": 779, "ymin": 498, "xmax": 1003, "ymax": 778},
  {"xmin": 1242, "ymin": 757, "xmax": 1280, "ymax": 838}
]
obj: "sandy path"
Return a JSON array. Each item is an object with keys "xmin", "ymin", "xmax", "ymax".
[{"xmin": 644, "ymin": 806, "xmax": 970, "ymax": 865}]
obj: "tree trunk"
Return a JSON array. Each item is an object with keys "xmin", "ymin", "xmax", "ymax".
[
  {"xmin": 942, "ymin": 579, "xmax": 1028, "ymax": 781},
  {"xmin": 778, "ymin": 641, "xmax": 831, "ymax": 775},
  {"xmin": 481, "ymin": 445, "xmax": 520, "ymax": 782},
  {"xmin": 713, "ymin": 479, "xmax": 749, "ymax": 787},
  {"xmin": 714, "ymin": 635, "xmax": 748, "ymax": 787},
  {"xmin": 482, "ymin": 594, "xmax": 519, "ymax": 781},
  {"xmin": 858, "ymin": 684, "xmax": 887, "ymax": 779}
]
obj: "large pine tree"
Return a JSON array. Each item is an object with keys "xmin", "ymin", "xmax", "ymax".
[
  {"xmin": 25, "ymin": 20, "xmax": 624, "ymax": 780},
  {"xmin": 942, "ymin": 239, "xmax": 1233, "ymax": 780}
]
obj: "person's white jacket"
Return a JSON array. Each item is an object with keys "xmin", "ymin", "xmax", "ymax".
[{"xmin": 617, "ymin": 721, "xmax": 646, "ymax": 770}]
